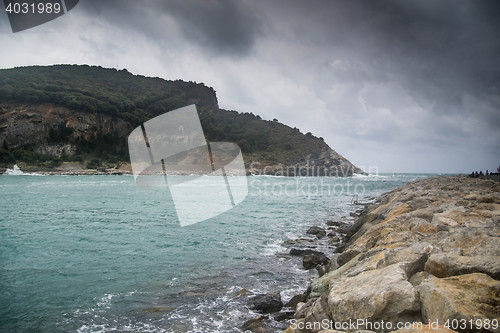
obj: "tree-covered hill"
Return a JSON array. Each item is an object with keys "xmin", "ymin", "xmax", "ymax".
[{"xmin": 0, "ymin": 65, "xmax": 362, "ymax": 175}]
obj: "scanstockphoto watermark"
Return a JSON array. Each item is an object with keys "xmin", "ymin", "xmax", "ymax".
[
  {"xmin": 249, "ymin": 177, "xmax": 368, "ymax": 198},
  {"xmin": 248, "ymin": 162, "xmax": 379, "ymax": 198},
  {"xmin": 248, "ymin": 161, "xmax": 379, "ymax": 177},
  {"xmin": 128, "ymin": 105, "xmax": 248, "ymax": 227},
  {"xmin": 4, "ymin": 0, "xmax": 80, "ymax": 33},
  {"xmin": 289, "ymin": 318, "xmax": 499, "ymax": 332}
]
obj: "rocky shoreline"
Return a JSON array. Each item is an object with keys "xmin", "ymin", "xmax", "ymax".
[{"xmin": 243, "ymin": 176, "xmax": 500, "ymax": 333}]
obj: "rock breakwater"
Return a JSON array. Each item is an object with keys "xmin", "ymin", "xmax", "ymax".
[{"xmin": 284, "ymin": 176, "xmax": 500, "ymax": 333}]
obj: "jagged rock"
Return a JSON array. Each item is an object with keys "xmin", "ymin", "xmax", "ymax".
[
  {"xmin": 420, "ymin": 273, "xmax": 500, "ymax": 333},
  {"xmin": 325, "ymin": 254, "xmax": 340, "ymax": 272},
  {"xmin": 425, "ymin": 253, "xmax": 500, "ymax": 279},
  {"xmin": 307, "ymin": 226, "xmax": 327, "ymax": 239},
  {"xmin": 241, "ymin": 316, "xmax": 267, "ymax": 333},
  {"xmin": 328, "ymin": 263, "xmax": 419, "ymax": 323},
  {"xmin": 290, "ymin": 249, "xmax": 325, "ymax": 257},
  {"xmin": 249, "ymin": 292, "xmax": 283, "ymax": 313},
  {"xmin": 409, "ymin": 271, "xmax": 433, "ymax": 287},
  {"xmin": 333, "ymin": 243, "xmax": 346, "ymax": 253},
  {"xmin": 303, "ymin": 294, "xmax": 331, "ymax": 333},
  {"xmin": 326, "ymin": 221, "xmax": 342, "ymax": 227},
  {"xmin": 316, "ymin": 265, "xmax": 327, "ymax": 277},
  {"xmin": 309, "ymin": 254, "xmax": 361, "ymax": 298},
  {"xmin": 296, "ymin": 299, "xmax": 315, "ymax": 319},
  {"xmin": 303, "ymin": 252, "xmax": 329, "ymax": 269},
  {"xmin": 345, "ymin": 251, "xmax": 386, "ymax": 277},
  {"xmin": 409, "ymin": 206, "xmax": 444, "ymax": 222},
  {"xmin": 337, "ymin": 249, "xmax": 361, "ymax": 267},
  {"xmin": 285, "ymin": 293, "xmax": 307, "ymax": 309},
  {"xmin": 293, "ymin": 176, "xmax": 500, "ymax": 333},
  {"xmin": 383, "ymin": 242, "xmax": 433, "ymax": 277},
  {"xmin": 273, "ymin": 311, "xmax": 295, "ymax": 321}
]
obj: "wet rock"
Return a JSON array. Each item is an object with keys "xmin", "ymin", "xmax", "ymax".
[
  {"xmin": 249, "ymin": 292, "xmax": 283, "ymax": 313},
  {"xmin": 273, "ymin": 311, "xmax": 295, "ymax": 321},
  {"xmin": 293, "ymin": 176, "xmax": 500, "ymax": 332},
  {"xmin": 290, "ymin": 248, "xmax": 306, "ymax": 256},
  {"xmin": 337, "ymin": 249, "xmax": 361, "ymax": 267},
  {"xmin": 285, "ymin": 293, "xmax": 307, "ymax": 309},
  {"xmin": 419, "ymin": 273, "xmax": 500, "ymax": 333},
  {"xmin": 327, "ymin": 235, "xmax": 340, "ymax": 242},
  {"xmin": 328, "ymin": 263, "xmax": 419, "ymax": 323},
  {"xmin": 241, "ymin": 315, "xmax": 267, "ymax": 333},
  {"xmin": 290, "ymin": 249, "xmax": 325, "ymax": 257},
  {"xmin": 326, "ymin": 221, "xmax": 342, "ymax": 227},
  {"xmin": 316, "ymin": 264, "xmax": 327, "ymax": 277},
  {"xmin": 303, "ymin": 252, "xmax": 329, "ymax": 269},
  {"xmin": 425, "ymin": 253, "xmax": 500, "ymax": 279},
  {"xmin": 142, "ymin": 306, "xmax": 175, "ymax": 313},
  {"xmin": 333, "ymin": 243, "xmax": 346, "ymax": 253},
  {"xmin": 307, "ymin": 226, "xmax": 327, "ymax": 239}
]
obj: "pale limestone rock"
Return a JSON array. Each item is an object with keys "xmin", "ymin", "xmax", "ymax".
[
  {"xmin": 419, "ymin": 273, "xmax": 500, "ymax": 333},
  {"xmin": 425, "ymin": 253, "xmax": 500, "ymax": 279},
  {"xmin": 328, "ymin": 263, "xmax": 419, "ymax": 323},
  {"xmin": 309, "ymin": 254, "xmax": 362, "ymax": 298}
]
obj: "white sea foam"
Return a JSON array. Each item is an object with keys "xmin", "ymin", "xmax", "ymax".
[
  {"xmin": 352, "ymin": 173, "xmax": 388, "ymax": 179},
  {"xmin": 3, "ymin": 164, "xmax": 42, "ymax": 176}
]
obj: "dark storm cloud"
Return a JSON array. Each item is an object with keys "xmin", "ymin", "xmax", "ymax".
[
  {"xmin": 2, "ymin": 0, "xmax": 497, "ymax": 171},
  {"xmin": 267, "ymin": 0, "xmax": 500, "ymax": 125},
  {"xmin": 76, "ymin": 0, "xmax": 262, "ymax": 56},
  {"xmin": 160, "ymin": 0, "xmax": 263, "ymax": 56}
]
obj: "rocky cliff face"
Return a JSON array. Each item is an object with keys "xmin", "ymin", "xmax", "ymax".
[
  {"xmin": 0, "ymin": 102, "xmax": 363, "ymax": 176},
  {"xmin": 286, "ymin": 176, "xmax": 500, "ymax": 333},
  {"xmin": 0, "ymin": 65, "xmax": 363, "ymax": 176},
  {"xmin": 0, "ymin": 103, "xmax": 131, "ymax": 157},
  {"xmin": 247, "ymin": 147, "xmax": 363, "ymax": 176}
]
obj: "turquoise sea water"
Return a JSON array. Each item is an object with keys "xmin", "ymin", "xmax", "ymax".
[{"xmin": 0, "ymin": 173, "xmax": 436, "ymax": 332}]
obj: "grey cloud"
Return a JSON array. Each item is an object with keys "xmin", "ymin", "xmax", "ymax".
[
  {"xmin": 76, "ymin": 0, "xmax": 262, "ymax": 57},
  {"xmin": 262, "ymin": 0, "xmax": 500, "ymax": 127},
  {"xmin": 162, "ymin": 0, "xmax": 263, "ymax": 56}
]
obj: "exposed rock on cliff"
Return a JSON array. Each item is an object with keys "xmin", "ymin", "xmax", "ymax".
[
  {"xmin": 286, "ymin": 176, "xmax": 500, "ymax": 333},
  {"xmin": 0, "ymin": 65, "xmax": 363, "ymax": 176}
]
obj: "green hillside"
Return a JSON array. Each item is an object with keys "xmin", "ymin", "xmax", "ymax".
[{"xmin": 0, "ymin": 65, "xmax": 340, "ymax": 170}]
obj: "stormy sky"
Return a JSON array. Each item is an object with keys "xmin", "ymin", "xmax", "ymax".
[{"xmin": 1, "ymin": 0, "xmax": 499, "ymax": 173}]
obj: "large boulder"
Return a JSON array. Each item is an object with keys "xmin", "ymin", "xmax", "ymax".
[
  {"xmin": 425, "ymin": 253, "xmax": 500, "ymax": 279},
  {"xmin": 307, "ymin": 226, "xmax": 327, "ymax": 239},
  {"xmin": 309, "ymin": 253, "xmax": 362, "ymax": 298},
  {"xmin": 241, "ymin": 316, "xmax": 267, "ymax": 333},
  {"xmin": 328, "ymin": 263, "xmax": 419, "ymax": 323},
  {"xmin": 249, "ymin": 292, "xmax": 283, "ymax": 313},
  {"xmin": 303, "ymin": 252, "xmax": 329, "ymax": 270},
  {"xmin": 303, "ymin": 294, "xmax": 331, "ymax": 333},
  {"xmin": 419, "ymin": 273, "xmax": 500, "ymax": 333}
]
